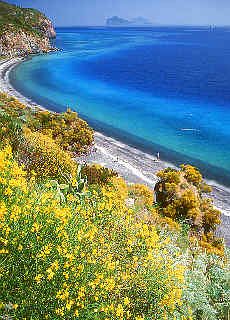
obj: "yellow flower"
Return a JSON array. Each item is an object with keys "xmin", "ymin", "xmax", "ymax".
[
  {"xmin": 66, "ymin": 300, "xmax": 74, "ymax": 311},
  {"xmin": 116, "ymin": 304, "xmax": 124, "ymax": 317},
  {"xmin": 124, "ymin": 297, "xmax": 130, "ymax": 306},
  {"xmin": 74, "ymin": 310, "xmax": 79, "ymax": 317},
  {"xmin": 35, "ymin": 274, "xmax": 43, "ymax": 284},
  {"xmin": 46, "ymin": 268, "xmax": 55, "ymax": 280},
  {"xmin": 55, "ymin": 308, "xmax": 64, "ymax": 316},
  {"xmin": 4, "ymin": 187, "xmax": 12, "ymax": 196},
  {"xmin": 31, "ymin": 222, "xmax": 40, "ymax": 233},
  {"xmin": 0, "ymin": 249, "xmax": 9, "ymax": 254},
  {"xmin": 0, "ymin": 202, "xmax": 7, "ymax": 219}
]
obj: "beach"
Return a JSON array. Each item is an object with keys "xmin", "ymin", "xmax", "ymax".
[{"xmin": 0, "ymin": 57, "xmax": 229, "ymax": 245}]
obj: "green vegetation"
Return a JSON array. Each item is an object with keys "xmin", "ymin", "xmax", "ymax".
[
  {"xmin": 155, "ymin": 165, "xmax": 223, "ymax": 254},
  {"xmin": 0, "ymin": 93, "xmax": 93, "ymax": 179},
  {"xmin": 0, "ymin": 0, "xmax": 47, "ymax": 36},
  {"xmin": 0, "ymin": 93, "xmax": 229, "ymax": 319}
]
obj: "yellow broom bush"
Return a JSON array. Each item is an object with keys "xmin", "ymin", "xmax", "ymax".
[
  {"xmin": 0, "ymin": 146, "xmax": 189, "ymax": 320},
  {"xmin": 0, "ymin": 93, "xmax": 94, "ymax": 156},
  {"xmin": 82, "ymin": 164, "xmax": 118, "ymax": 185},
  {"xmin": 18, "ymin": 129, "xmax": 77, "ymax": 181},
  {"xmin": 128, "ymin": 184, "xmax": 154, "ymax": 207}
]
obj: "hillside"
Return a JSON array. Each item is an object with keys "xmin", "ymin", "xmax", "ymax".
[
  {"xmin": 0, "ymin": 0, "xmax": 56, "ymax": 57},
  {"xmin": 0, "ymin": 92, "xmax": 229, "ymax": 319}
]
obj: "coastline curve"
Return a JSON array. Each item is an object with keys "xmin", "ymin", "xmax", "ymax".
[{"xmin": 0, "ymin": 57, "xmax": 229, "ymax": 245}]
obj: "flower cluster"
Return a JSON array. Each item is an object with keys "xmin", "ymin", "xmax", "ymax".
[
  {"xmin": 0, "ymin": 146, "xmax": 189, "ymax": 319},
  {"xmin": 155, "ymin": 166, "xmax": 222, "ymax": 254},
  {"xmin": 0, "ymin": 92, "xmax": 94, "ymax": 156},
  {"xmin": 0, "ymin": 93, "xmax": 229, "ymax": 320}
]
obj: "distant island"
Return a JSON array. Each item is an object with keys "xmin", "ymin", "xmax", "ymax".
[{"xmin": 106, "ymin": 16, "xmax": 153, "ymax": 27}]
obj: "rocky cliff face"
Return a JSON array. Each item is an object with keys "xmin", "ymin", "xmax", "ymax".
[
  {"xmin": 0, "ymin": 1, "xmax": 56, "ymax": 57},
  {"xmin": 0, "ymin": 28, "xmax": 55, "ymax": 57},
  {"xmin": 35, "ymin": 16, "xmax": 56, "ymax": 39},
  {"xmin": 0, "ymin": 31, "xmax": 54, "ymax": 57}
]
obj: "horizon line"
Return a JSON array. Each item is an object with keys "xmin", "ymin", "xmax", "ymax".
[{"xmin": 55, "ymin": 24, "xmax": 230, "ymax": 28}]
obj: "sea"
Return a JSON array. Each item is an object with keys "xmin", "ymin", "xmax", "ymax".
[{"xmin": 10, "ymin": 26, "xmax": 230, "ymax": 186}]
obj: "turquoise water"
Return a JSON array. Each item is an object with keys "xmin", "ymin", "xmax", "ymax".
[{"xmin": 11, "ymin": 27, "xmax": 230, "ymax": 185}]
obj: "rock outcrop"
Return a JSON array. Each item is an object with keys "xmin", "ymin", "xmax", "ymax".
[{"xmin": 0, "ymin": 0, "xmax": 56, "ymax": 57}]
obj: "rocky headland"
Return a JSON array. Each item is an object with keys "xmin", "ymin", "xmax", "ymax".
[{"xmin": 0, "ymin": 0, "xmax": 56, "ymax": 57}]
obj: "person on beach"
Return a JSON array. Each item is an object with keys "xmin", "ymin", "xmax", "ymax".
[{"xmin": 153, "ymin": 152, "xmax": 160, "ymax": 162}]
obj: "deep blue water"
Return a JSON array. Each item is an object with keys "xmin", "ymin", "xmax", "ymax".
[{"xmin": 11, "ymin": 27, "xmax": 230, "ymax": 185}]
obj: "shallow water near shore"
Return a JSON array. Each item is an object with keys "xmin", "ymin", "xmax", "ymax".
[{"xmin": 10, "ymin": 26, "xmax": 230, "ymax": 186}]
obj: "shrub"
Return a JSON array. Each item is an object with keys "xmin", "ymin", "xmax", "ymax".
[
  {"xmin": 82, "ymin": 164, "xmax": 118, "ymax": 185},
  {"xmin": 18, "ymin": 129, "xmax": 77, "ymax": 181},
  {"xmin": 0, "ymin": 146, "xmax": 189, "ymax": 320},
  {"xmin": 128, "ymin": 183, "xmax": 154, "ymax": 207},
  {"xmin": 28, "ymin": 108, "xmax": 94, "ymax": 155},
  {"xmin": 183, "ymin": 250, "xmax": 230, "ymax": 320},
  {"xmin": 0, "ymin": 93, "xmax": 94, "ymax": 156},
  {"xmin": 155, "ymin": 165, "xmax": 222, "ymax": 252},
  {"xmin": 0, "ymin": 92, "xmax": 27, "ymax": 117},
  {"xmin": 0, "ymin": 109, "xmax": 24, "ymax": 150},
  {"xmin": 181, "ymin": 164, "xmax": 212, "ymax": 193}
]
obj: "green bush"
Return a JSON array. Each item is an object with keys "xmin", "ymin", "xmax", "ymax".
[
  {"xmin": 0, "ymin": 93, "xmax": 94, "ymax": 156},
  {"xmin": 18, "ymin": 129, "xmax": 77, "ymax": 181},
  {"xmin": 155, "ymin": 165, "xmax": 222, "ymax": 254},
  {"xmin": 82, "ymin": 164, "xmax": 118, "ymax": 185}
]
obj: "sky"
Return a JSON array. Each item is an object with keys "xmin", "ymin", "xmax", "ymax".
[{"xmin": 6, "ymin": 0, "xmax": 230, "ymax": 27}]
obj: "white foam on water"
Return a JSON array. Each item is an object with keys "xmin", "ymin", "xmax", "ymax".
[
  {"xmin": 180, "ymin": 128, "xmax": 200, "ymax": 132},
  {"xmin": 1, "ymin": 58, "xmax": 230, "ymax": 219}
]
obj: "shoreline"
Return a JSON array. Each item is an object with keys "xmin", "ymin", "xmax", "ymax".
[{"xmin": 0, "ymin": 57, "xmax": 229, "ymax": 245}]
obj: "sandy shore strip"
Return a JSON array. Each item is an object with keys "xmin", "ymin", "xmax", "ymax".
[{"xmin": 0, "ymin": 57, "xmax": 229, "ymax": 245}]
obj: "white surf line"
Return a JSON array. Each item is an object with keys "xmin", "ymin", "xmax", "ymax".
[
  {"xmin": 0, "ymin": 58, "xmax": 21, "ymax": 82},
  {"xmin": 1, "ymin": 58, "xmax": 230, "ymax": 219},
  {"xmin": 0, "ymin": 58, "xmax": 47, "ymax": 111},
  {"xmin": 95, "ymin": 144, "xmax": 158, "ymax": 186}
]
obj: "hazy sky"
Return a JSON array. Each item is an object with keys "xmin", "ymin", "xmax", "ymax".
[{"xmin": 6, "ymin": 0, "xmax": 230, "ymax": 27}]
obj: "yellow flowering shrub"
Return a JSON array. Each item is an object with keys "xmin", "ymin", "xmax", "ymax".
[
  {"xmin": 18, "ymin": 129, "xmax": 77, "ymax": 181},
  {"xmin": 0, "ymin": 92, "xmax": 26, "ymax": 117},
  {"xmin": 0, "ymin": 146, "xmax": 189, "ymax": 320},
  {"xmin": 28, "ymin": 108, "xmax": 94, "ymax": 155},
  {"xmin": 160, "ymin": 217, "xmax": 181, "ymax": 232},
  {"xmin": 155, "ymin": 166, "xmax": 222, "ymax": 252},
  {"xmin": 0, "ymin": 93, "xmax": 94, "ymax": 156},
  {"xmin": 82, "ymin": 164, "xmax": 118, "ymax": 185},
  {"xmin": 128, "ymin": 183, "xmax": 154, "ymax": 207}
]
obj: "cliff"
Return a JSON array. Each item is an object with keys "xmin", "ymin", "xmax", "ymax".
[{"xmin": 0, "ymin": 0, "xmax": 56, "ymax": 57}]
